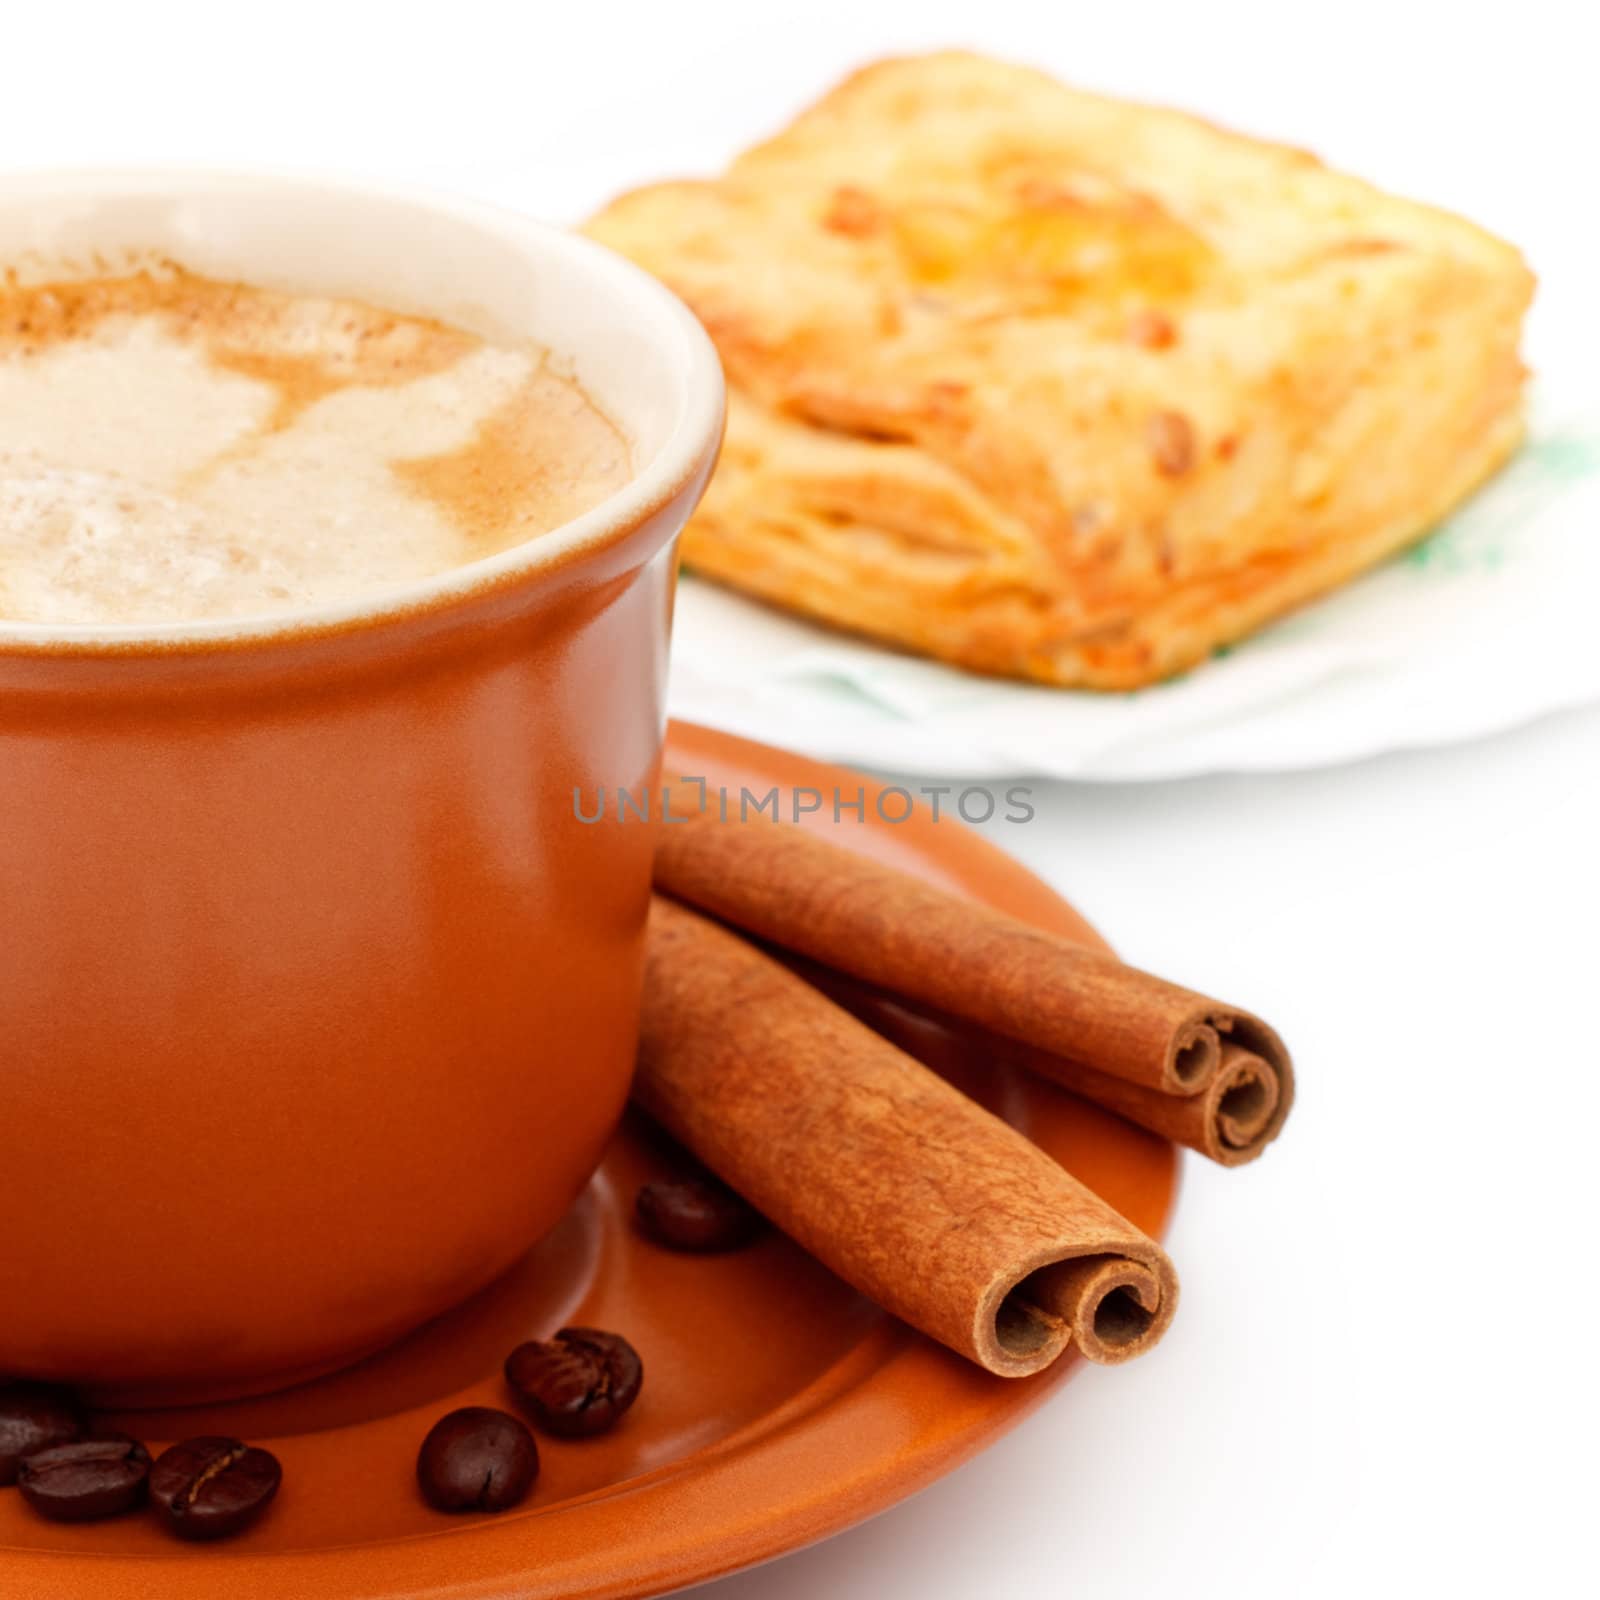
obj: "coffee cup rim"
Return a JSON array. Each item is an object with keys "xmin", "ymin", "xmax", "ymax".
[{"xmin": 0, "ymin": 168, "xmax": 725, "ymax": 657}]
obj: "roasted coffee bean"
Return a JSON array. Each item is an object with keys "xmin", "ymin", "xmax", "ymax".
[
  {"xmin": 636, "ymin": 1176, "xmax": 765, "ymax": 1253},
  {"xmin": 0, "ymin": 1381, "xmax": 85, "ymax": 1486},
  {"xmin": 149, "ymin": 1436, "xmax": 282, "ymax": 1541},
  {"xmin": 416, "ymin": 1407, "xmax": 538, "ymax": 1513},
  {"xmin": 504, "ymin": 1327, "xmax": 643, "ymax": 1439},
  {"xmin": 17, "ymin": 1433, "xmax": 150, "ymax": 1523}
]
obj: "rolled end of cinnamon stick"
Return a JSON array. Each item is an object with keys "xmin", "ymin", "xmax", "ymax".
[
  {"xmin": 798, "ymin": 961, "xmax": 1296, "ymax": 1172},
  {"xmin": 1053, "ymin": 1025, "xmax": 1294, "ymax": 1168},
  {"xmin": 982, "ymin": 1245, "xmax": 1179, "ymax": 1377},
  {"xmin": 1169, "ymin": 1015, "xmax": 1225, "ymax": 1093},
  {"xmin": 639, "ymin": 897, "xmax": 1180, "ymax": 1378},
  {"xmin": 1204, "ymin": 1030, "xmax": 1294, "ymax": 1166},
  {"xmin": 991, "ymin": 1032, "xmax": 1293, "ymax": 1170}
]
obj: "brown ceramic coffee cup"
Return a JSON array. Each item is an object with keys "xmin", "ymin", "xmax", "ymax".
[{"xmin": 0, "ymin": 172, "xmax": 723, "ymax": 1402}]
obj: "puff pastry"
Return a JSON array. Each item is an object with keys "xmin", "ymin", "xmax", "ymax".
[{"xmin": 587, "ymin": 52, "xmax": 1533, "ymax": 688}]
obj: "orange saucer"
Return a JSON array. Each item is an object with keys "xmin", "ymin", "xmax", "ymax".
[{"xmin": 3, "ymin": 723, "xmax": 1178, "ymax": 1600}]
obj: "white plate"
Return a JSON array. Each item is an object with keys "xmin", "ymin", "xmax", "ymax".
[{"xmin": 668, "ymin": 383, "xmax": 1600, "ymax": 780}]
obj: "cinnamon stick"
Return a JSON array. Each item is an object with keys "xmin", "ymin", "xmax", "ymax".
[
  {"xmin": 637, "ymin": 897, "xmax": 1178, "ymax": 1376},
  {"xmin": 860, "ymin": 997, "xmax": 1286, "ymax": 1169},
  {"xmin": 652, "ymin": 809, "xmax": 1293, "ymax": 1164}
]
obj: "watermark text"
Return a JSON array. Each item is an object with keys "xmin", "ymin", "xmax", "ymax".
[{"xmin": 574, "ymin": 777, "xmax": 1035, "ymax": 826}]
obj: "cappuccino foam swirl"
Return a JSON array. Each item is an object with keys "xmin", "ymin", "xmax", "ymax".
[{"xmin": 0, "ymin": 272, "xmax": 632, "ymax": 625}]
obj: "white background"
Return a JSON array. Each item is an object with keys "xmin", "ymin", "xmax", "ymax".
[{"xmin": 6, "ymin": 3, "xmax": 1598, "ymax": 1596}]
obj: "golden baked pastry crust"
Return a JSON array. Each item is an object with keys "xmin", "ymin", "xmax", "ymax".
[{"xmin": 587, "ymin": 52, "xmax": 1533, "ymax": 687}]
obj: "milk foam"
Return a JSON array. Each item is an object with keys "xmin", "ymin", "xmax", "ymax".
[{"xmin": 0, "ymin": 274, "xmax": 632, "ymax": 625}]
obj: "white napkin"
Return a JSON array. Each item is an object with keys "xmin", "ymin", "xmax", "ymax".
[{"xmin": 668, "ymin": 380, "xmax": 1600, "ymax": 780}]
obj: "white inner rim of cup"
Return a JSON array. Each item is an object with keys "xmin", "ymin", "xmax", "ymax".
[{"xmin": 0, "ymin": 169, "xmax": 724, "ymax": 648}]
